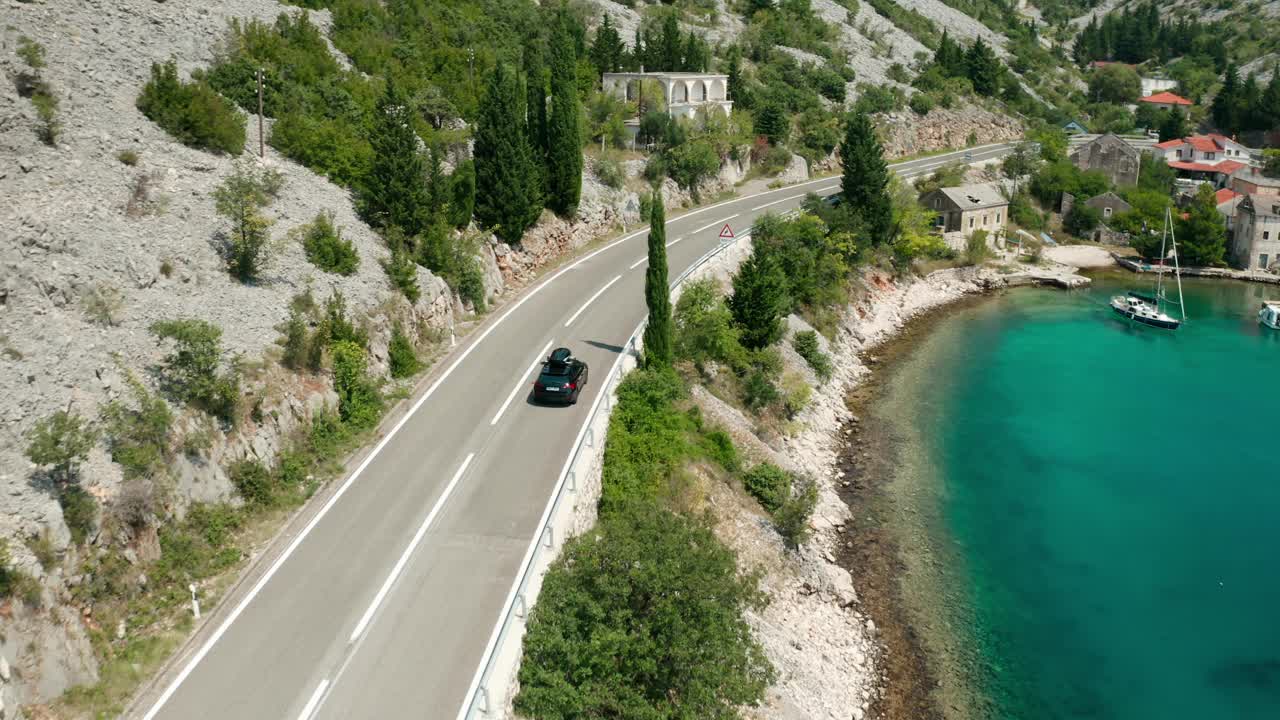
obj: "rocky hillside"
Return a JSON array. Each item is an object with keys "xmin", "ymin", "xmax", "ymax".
[{"xmin": 0, "ymin": 0, "xmax": 1033, "ymax": 717}]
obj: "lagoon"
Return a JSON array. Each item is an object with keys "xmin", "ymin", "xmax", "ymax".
[{"xmin": 876, "ymin": 275, "xmax": 1280, "ymax": 719}]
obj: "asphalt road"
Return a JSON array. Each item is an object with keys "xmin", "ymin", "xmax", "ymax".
[{"xmin": 137, "ymin": 142, "xmax": 1016, "ymax": 720}]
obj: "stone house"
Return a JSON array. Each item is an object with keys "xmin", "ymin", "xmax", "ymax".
[
  {"xmin": 1070, "ymin": 133, "xmax": 1142, "ymax": 187},
  {"xmin": 1232, "ymin": 194, "xmax": 1280, "ymax": 271},
  {"xmin": 920, "ymin": 184, "xmax": 1008, "ymax": 243},
  {"xmin": 1084, "ymin": 192, "xmax": 1132, "ymax": 222},
  {"xmin": 1230, "ymin": 170, "xmax": 1280, "ymax": 198}
]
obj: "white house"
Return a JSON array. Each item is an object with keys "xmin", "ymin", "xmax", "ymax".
[
  {"xmin": 1140, "ymin": 77, "xmax": 1177, "ymax": 98},
  {"xmin": 602, "ymin": 71, "xmax": 732, "ymax": 121}
]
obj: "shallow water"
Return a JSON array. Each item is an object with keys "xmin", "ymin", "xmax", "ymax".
[{"xmin": 879, "ymin": 275, "xmax": 1280, "ymax": 719}]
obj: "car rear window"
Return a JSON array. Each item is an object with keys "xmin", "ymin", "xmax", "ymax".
[{"xmin": 539, "ymin": 362, "xmax": 571, "ymax": 381}]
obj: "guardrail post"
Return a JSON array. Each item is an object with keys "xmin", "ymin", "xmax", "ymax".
[
  {"xmin": 542, "ymin": 525, "xmax": 554, "ymax": 549},
  {"xmin": 585, "ymin": 427, "xmax": 594, "ymax": 448},
  {"xmin": 568, "ymin": 470, "xmax": 577, "ymax": 493},
  {"xmin": 478, "ymin": 686, "xmax": 490, "ymax": 715},
  {"xmin": 515, "ymin": 593, "xmax": 527, "ymax": 619}
]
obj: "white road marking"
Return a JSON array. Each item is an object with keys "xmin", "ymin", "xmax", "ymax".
[
  {"xmin": 693, "ymin": 213, "xmax": 739, "ymax": 235},
  {"xmin": 143, "ymin": 139, "xmax": 1016, "ymax": 720},
  {"xmin": 751, "ymin": 194, "xmax": 804, "ymax": 211},
  {"xmin": 665, "ymin": 235, "xmax": 684, "ymax": 248},
  {"xmin": 629, "ymin": 255, "xmax": 647, "ymax": 270},
  {"xmin": 564, "ymin": 275, "xmax": 622, "ymax": 328},
  {"xmin": 348, "ymin": 453, "xmax": 475, "ymax": 645},
  {"xmin": 297, "ymin": 679, "xmax": 330, "ymax": 720},
  {"xmin": 491, "ymin": 340, "xmax": 555, "ymax": 426}
]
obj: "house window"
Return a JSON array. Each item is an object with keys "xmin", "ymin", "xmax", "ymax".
[
  {"xmin": 983, "ymin": 214, "xmax": 988, "ymax": 225},
  {"xmin": 996, "ymin": 212, "xmax": 1002, "ymax": 223},
  {"xmin": 934, "ymin": 198, "xmax": 940, "ymax": 208},
  {"xmin": 1265, "ymin": 231, "xmax": 1271, "ymax": 240},
  {"xmin": 1176, "ymin": 149, "xmax": 1183, "ymax": 159},
  {"xmin": 1206, "ymin": 152, "xmax": 1216, "ymax": 160},
  {"xmin": 1104, "ymin": 207, "xmax": 1113, "ymax": 218},
  {"xmin": 1262, "ymin": 254, "xmax": 1270, "ymax": 269},
  {"xmin": 969, "ymin": 217, "xmax": 974, "ymax": 229}
]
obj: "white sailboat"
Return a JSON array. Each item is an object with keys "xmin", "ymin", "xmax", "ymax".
[{"xmin": 1110, "ymin": 207, "xmax": 1186, "ymax": 330}]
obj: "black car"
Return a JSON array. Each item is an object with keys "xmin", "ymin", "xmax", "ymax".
[{"xmin": 532, "ymin": 347, "xmax": 588, "ymax": 404}]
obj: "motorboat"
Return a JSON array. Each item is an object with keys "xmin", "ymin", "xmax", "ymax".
[{"xmin": 1261, "ymin": 301, "xmax": 1280, "ymax": 330}]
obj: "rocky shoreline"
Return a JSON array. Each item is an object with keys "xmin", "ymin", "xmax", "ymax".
[{"xmin": 778, "ymin": 261, "xmax": 1090, "ymax": 720}]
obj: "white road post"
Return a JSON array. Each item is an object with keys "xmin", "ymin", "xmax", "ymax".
[{"xmin": 189, "ymin": 583, "xmax": 200, "ymax": 619}]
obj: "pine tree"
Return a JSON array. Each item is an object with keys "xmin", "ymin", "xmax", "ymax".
[
  {"xmin": 474, "ymin": 63, "xmax": 542, "ymax": 244},
  {"xmin": 966, "ymin": 38, "xmax": 1001, "ymax": 97},
  {"xmin": 1240, "ymin": 72, "xmax": 1264, "ymax": 133},
  {"xmin": 728, "ymin": 252, "xmax": 789, "ymax": 350},
  {"xmin": 642, "ymin": 190, "xmax": 673, "ymax": 368},
  {"xmin": 449, "ymin": 160, "xmax": 475, "ymax": 229},
  {"xmin": 1213, "ymin": 63, "xmax": 1242, "ymax": 135},
  {"xmin": 590, "ymin": 14, "xmax": 624, "ymax": 75},
  {"xmin": 659, "ymin": 14, "xmax": 682, "ymax": 72},
  {"xmin": 1262, "ymin": 65, "xmax": 1280, "ymax": 131},
  {"xmin": 1177, "ymin": 184, "xmax": 1227, "ymax": 267},
  {"xmin": 936, "ymin": 31, "xmax": 965, "ymax": 78},
  {"xmin": 1158, "ymin": 107, "xmax": 1188, "ymax": 143},
  {"xmin": 547, "ymin": 8, "xmax": 583, "ymax": 216},
  {"xmin": 726, "ymin": 46, "xmax": 752, "ymax": 110},
  {"xmin": 361, "ymin": 77, "xmax": 430, "ymax": 237},
  {"xmin": 839, "ymin": 111, "xmax": 894, "ymax": 247},
  {"xmin": 754, "ymin": 102, "xmax": 788, "ymax": 145}
]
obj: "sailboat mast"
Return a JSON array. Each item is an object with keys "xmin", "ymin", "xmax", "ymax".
[
  {"xmin": 1155, "ymin": 207, "xmax": 1169, "ymax": 307},
  {"xmin": 1170, "ymin": 208, "xmax": 1186, "ymax": 320}
]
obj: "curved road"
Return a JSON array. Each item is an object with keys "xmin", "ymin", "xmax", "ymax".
[{"xmin": 135, "ymin": 143, "xmax": 1015, "ymax": 720}]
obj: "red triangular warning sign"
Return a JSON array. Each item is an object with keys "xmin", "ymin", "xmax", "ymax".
[{"xmin": 719, "ymin": 224, "xmax": 735, "ymax": 239}]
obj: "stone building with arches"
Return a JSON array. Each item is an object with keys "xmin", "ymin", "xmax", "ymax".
[{"xmin": 602, "ymin": 71, "xmax": 732, "ymax": 122}]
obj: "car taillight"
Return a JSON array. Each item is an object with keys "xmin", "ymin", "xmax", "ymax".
[
  {"xmin": 534, "ymin": 382, "xmax": 544, "ymax": 390},
  {"xmin": 566, "ymin": 383, "xmax": 575, "ymax": 390}
]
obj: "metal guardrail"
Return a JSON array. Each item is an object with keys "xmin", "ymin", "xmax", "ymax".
[{"xmin": 456, "ymin": 229, "xmax": 752, "ymax": 720}]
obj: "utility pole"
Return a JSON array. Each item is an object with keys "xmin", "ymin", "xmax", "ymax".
[
  {"xmin": 256, "ymin": 68, "xmax": 265, "ymax": 158},
  {"xmin": 468, "ymin": 48, "xmax": 475, "ymax": 98}
]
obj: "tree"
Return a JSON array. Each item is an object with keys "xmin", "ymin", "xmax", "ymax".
[
  {"xmin": 1001, "ymin": 142, "xmax": 1039, "ymax": 195},
  {"xmin": 150, "ymin": 319, "xmax": 240, "ymax": 424},
  {"xmin": 642, "ymin": 191, "xmax": 673, "ymax": 368},
  {"xmin": 1212, "ymin": 63, "xmax": 1242, "ymax": 135},
  {"xmin": 753, "ymin": 101, "xmax": 788, "ymax": 145},
  {"xmin": 514, "ymin": 502, "xmax": 773, "ymax": 719},
  {"xmin": 474, "ymin": 63, "xmax": 542, "ymax": 244},
  {"xmin": 728, "ymin": 252, "xmax": 789, "ymax": 350},
  {"xmin": 590, "ymin": 14, "xmax": 624, "ymax": 75},
  {"xmin": 1262, "ymin": 149, "xmax": 1280, "ymax": 179},
  {"xmin": 26, "ymin": 411, "xmax": 97, "ymax": 486},
  {"xmin": 966, "ymin": 37, "xmax": 1001, "ymax": 96},
  {"xmin": 449, "ymin": 160, "xmax": 475, "ymax": 228},
  {"xmin": 1177, "ymin": 183, "xmax": 1227, "ymax": 267},
  {"xmin": 1158, "ymin": 106, "xmax": 1188, "ymax": 143},
  {"xmin": 547, "ymin": 9, "xmax": 583, "ymax": 216},
  {"xmin": 212, "ymin": 160, "xmax": 284, "ymax": 283},
  {"xmin": 1064, "ymin": 204, "xmax": 1102, "ymax": 238},
  {"xmin": 361, "ymin": 78, "xmax": 431, "ymax": 238},
  {"xmin": 1261, "ymin": 66, "xmax": 1280, "ymax": 132},
  {"xmin": 935, "ymin": 30, "xmax": 967, "ymax": 78},
  {"xmin": 659, "ymin": 14, "xmax": 682, "ymax": 71},
  {"xmin": 839, "ymin": 111, "xmax": 894, "ymax": 246},
  {"xmin": 524, "ymin": 41, "xmax": 549, "ymax": 191},
  {"xmin": 1089, "ymin": 63, "xmax": 1141, "ymax": 103},
  {"xmin": 726, "ymin": 46, "xmax": 753, "ymax": 110}
]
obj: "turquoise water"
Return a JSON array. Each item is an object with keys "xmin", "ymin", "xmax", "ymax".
[{"xmin": 888, "ymin": 276, "xmax": 1280, "ymax": 719}]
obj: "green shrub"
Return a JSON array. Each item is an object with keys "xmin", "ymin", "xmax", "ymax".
[
  {"xmin": 664, "ymin": 139, "xmax": 721, "ymax": 196},
  {"xmin": 673, "ymin": 278, "xmax": 746, "ymax": 371},
  {"xmin": 59, "ymin": 485, "xmax": 97, "ymax": 545},
  {"xmin": 853, "ymin": 83, "xmax": 905, "ymax": 114},
  {"xmin": 307, "ymin": 407, "xmax": 349, "ymax": 459},
  {"xmin": 600, "ymin": 367, "xmax": 692, "ymax": 509},
  {"xmin": 82, "ymin": 282, "xmax": 125, "ymax": 326},
  {"xmin": 297, "ymin": 211, "xmax": 358, "ymax": 275},
  {"xmin": 774, "ymin": 475, "xmax": 818, "ymax": 549},
  {"xmin": 388, "ymin": 323, "xmax": 420, "ymax": 378},
  {"xmin": 886, "ymin": 63, "xmax": 911, "ymax": 84},
  {"xmin": 791, "ymin": 330, "xmax": 833, "ymax": 382},
  {"xmin": 270, "ymin": 112, "xmax": 373, "ymax": 187},
  {"xmin": 1064, "ymin": 204, "xmax": 1101, "ymax": 238},
  {"xmin": 781, "ymin": 372, "xmax": 811, "ymax": 418},
  {"xmin": 185, "ymin": 503, "xmax": 243, "ymax": 550},
  {"xmin": 228, "ymin": 459, "xmax": 274, "ymax": 507},
  {"xmin": 594, "ymin": 154, "xmax": 624, "ymax": 190},
  {"xmin": 280, "ymin": 306, "xmax": 310, "ymax": 371},
  {"xmin": 449, "ymin": 160, "xmax": 476, "ymax": 229},
  {"xmin": 101, "ymin": 372, "xmax": 173, "ymax": 480},
  {"xmin": 31, "ymin": 85, "xmax": 60, "ymax": 146},
  {"xmin": 382, "ymin": 235, "xmax": 420, "ymax": 303},
  {"xmin": 701, "ymin": 429, "xmax": 740, "ymax": 473},
  {"xmin": 213, "ymin": 161, "xmax": 284, "ymax": 282},
  {"xmin": 743, "ymin": 462, "xmax": 791, "ymax": 512},
  {"xmin": 319, "ymin": 291, "xmax": 368, "ymax": 348},
  {"xmin": 25, "ymin": 410, "xmax": 97, "ymax": 485},
  {"xmin": 447, "ymin": 235, "xmax": 488, "ymax": 312},
  {"xmin": 908, "ymin": 92, "xmax": 935, "ymax": 116},
  {"xmin": 17, "ymin": 36, "xmax": 46, "ymax": 69},
  {"xmin": 964, "ymin": 229, "xmax": 992, "ymax": 266},
  {"xmin": 150, "ymin": 319, "xmax": 241, "ymax": 425},
  {"xmin": 117, "ymin": 149, "xmax": 140, "ymax": 166},
  {"xmin": 742, "ymin": 369, "xmax": 780, "ymax": 411},
  {"xmin": 331, "ymin": 341, "xmax": 383, "ymax": 430},
  {"xmin": 27, "ymin": 531, "xmax": 58, "ymax": 571},
  {"xmin": 137, "ymin": 60, "xmax": 246, "ymax": 155},
  {"xmin": 514, "ymin": 501, "xmax": 773, "ymax": 719}
]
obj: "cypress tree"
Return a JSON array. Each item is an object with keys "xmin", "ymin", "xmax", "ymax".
[
  {"xmin": 754, "ymin": 102, "xmax": 788, "ymax": 145},
  {"xmin": 525, "ymin": 41, "xmax": 549, "ymax": 190},
  {"xmin": 449, "ymin": 160, "xmax": 475, "ymax": 229},
  {"xmin": 361, "ymin": 77, "xmax": 430, "ymax": 238},
  {"xmin": 1213, "ymin": 63, "xmax": 1242, "ymax": 135},
  {"xmin": 1261, "ymin": 65, "xmax": 1280, "ymax": 131},
  {"xmin": 642, "ymin": 190, "xmax": 673, "ymax": 368},
  {"xmin": 839, "ymin": 111, "xmax": 894, "ymax": 247},
  {"xmin": 1240, "ymin": 72, "xmax": 1263, "ymax": 132},
  {"xmin": 547, "ymin": 8, "xmax": 583, "ymax": 216},
  {"xmin": 966, "ymin": 38, "xmax": 1001, "ymax": 97},
  {"xmin": 590, "ymin": 14, "xmax": 624, "ymax": 75},
  {"xmin": 1158, "ymin": 107, "xmax": 1188, "ymax": 143},
  {"xmin": 728, "ymin": 252, "xmax": 789, "ymax": 351},
  {"xmin": 659, "ymin": 14, "xmax": 682, "ymax": 72},
  {"xmin": 474, "ymin": 63, "xmax": 542, "ymax": 244}
]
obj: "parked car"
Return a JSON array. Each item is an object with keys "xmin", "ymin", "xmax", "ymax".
[{"xmin": 532, "ymin": 347, "xmax": 588, "ymax": 404}]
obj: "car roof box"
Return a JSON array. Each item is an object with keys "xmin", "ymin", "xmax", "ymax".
[{"xmin": 549, "ymin": 347, "xmax": 573, "ymax": 364}]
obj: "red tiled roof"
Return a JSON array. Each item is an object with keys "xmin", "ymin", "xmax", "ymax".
[
  {"xmin": 1140, "ymin": 91, "xmax": 1193, "ymax": 106},
  {"xmin": 1215, "ymin": 188, "xmax": 1240, "ymax": 206},
  {"xmin": 1168, "ymin": 159, "xmax": 1246, "ymax": 174},
  {"xmin": 1154, "ymin": 138, "xmax": 1185, "ymax": 149},
  {"xmin": 1187, "ymin": 136, "xmax": 1224, "ymax": 152}
]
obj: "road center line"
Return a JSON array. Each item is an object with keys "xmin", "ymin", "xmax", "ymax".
[
  {"xmin": 665, "ymin": 235, "xmax": 684, "ymax": 248},
  {"xmin": 297, "ymin": 679, "xmax": 330, "ymax": 720},
  {"xmin": 491, "ymin": 340, "xmax": 555, "ymax": 426},
  {"xmin": 751, "ymin": 194, "xmax": 804, "ymax": 211},
  {"xmin": 693, "ymin": 213, "xmax": 739, "ymax": 235},
  {"xmin": 564, "ymin": 275, "xmax": 622, "ymax": 328},
  {"xmin": 629, "ymin": 255, "xmax": 647, "ymax": 270},
  {"xmin": 348, "ymin": 453, "xmax": 475, "ymax": 645}
]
